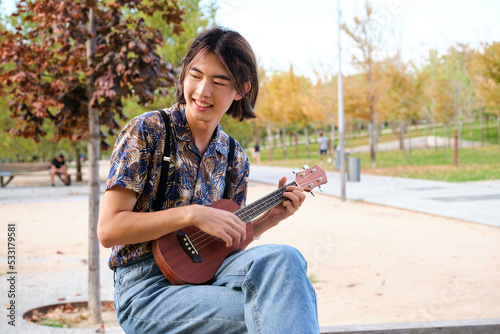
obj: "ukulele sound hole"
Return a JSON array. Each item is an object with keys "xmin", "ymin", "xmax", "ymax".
[{"xmin": 176, "ymin": 229, "xmax": 202, "ymax": 263}]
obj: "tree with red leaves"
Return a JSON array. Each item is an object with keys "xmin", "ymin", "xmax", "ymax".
[{"xmin": 0, "ymin": 0, "xmax": 184, "ymax": 323}]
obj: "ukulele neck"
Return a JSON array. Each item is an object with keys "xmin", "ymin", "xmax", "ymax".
[{"xmin": 233, "ymin": 181, "xmax": 297, "ymax": 223}]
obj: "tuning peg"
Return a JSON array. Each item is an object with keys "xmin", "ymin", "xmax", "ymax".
[
  {"xmin": 310, "ymin": 191, "xmax": 315, "ymax": 197},
  {"xmin": 318, "ymin": 186, "xmax": 323, "ymax": 192},
  {"xmin": 292, "ymin": 169, "xmax": 301, "ymax": 174},
  {"xmin": 303, "ymin": 165, "xmax": 310, "ymax": 170}
]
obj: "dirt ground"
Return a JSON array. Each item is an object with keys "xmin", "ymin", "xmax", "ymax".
[{"xmin": 1, "ymin": 180, "xmax": 499, "ymax": 328}]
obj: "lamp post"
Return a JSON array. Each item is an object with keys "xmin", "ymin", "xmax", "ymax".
[{"xmin": 337, "ymin": 0, "xmax": 346, "ymax": 201}]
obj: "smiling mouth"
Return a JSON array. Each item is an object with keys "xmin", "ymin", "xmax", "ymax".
[{"xmin": 194, "ymin": 99, "xmax": 213, "ymax": 108}]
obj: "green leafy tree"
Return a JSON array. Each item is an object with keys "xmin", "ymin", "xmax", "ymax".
[
  {"xmin": 253, "ymin": 67, "xmax": 277, "ymax": 160},
  {"xmin": 312, "ymin": 70, "xmax": 337, "ymax": 153},
  {"xmin": 473, "ymin": 42, "xmax": 500, "ymax": 148},
  {"xmin": 256, "ymin": 66, "xmax": 313, "ymax": 160},
  {"xmin": 0, "ymin": 0, "xmax": 183, "ymax": 323},
  {"xmin": 342, "ymin": 0, "xmax": 385, "ymax": 168},
  {"xmin": 123, "ymin": 0, "xmax": 217, "ymax": 119},
  {"xmin": 443, "ymin": 45, "xmax": 478, "ymax": 152},
  {"xmin": 382, "ymin": 55, "xmax": 428, "ymax": 161},
  {"xmin": 427, "ymin": 50, "xmax": 457, "ymax": 151}
]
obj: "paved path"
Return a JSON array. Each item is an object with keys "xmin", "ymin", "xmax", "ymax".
[
  {"xmin": 0, "ymin": 185, "xmax": 125, "ymax": 334},
  {"xmin": 248, "ymin": 165, "xmax": 500, "ymax": 228},
  {"xmin": 1, "ymin": 166, "xmax": 498, "ymax": 333}
]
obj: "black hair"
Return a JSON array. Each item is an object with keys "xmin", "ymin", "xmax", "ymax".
[{"xmin": 176, "ymin": 27, "xmax": 258, "ymax": 121}]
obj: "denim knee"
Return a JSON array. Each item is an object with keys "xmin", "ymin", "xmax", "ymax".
[{"xmin": 261, "ymin": 244, "xmax": 308, "ymax": 273}]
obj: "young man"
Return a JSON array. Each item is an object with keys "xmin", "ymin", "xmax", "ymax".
[{"xmin": 98, "ymin": 27, "xmax": 319, "ymax": 333}]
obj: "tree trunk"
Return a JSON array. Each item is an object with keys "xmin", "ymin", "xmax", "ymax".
[
  {"xmin": 479, "ymin": 107, "xmax": 484, "ymax": 146},
  {"xmin": 399, "ymin": 120, "xmax": 405, "ymax": 150},
  {"xmin": 486, "ymin": 116, "xmax": 490, "ymax": 140},
  {"xmin": 274, "ymin": 129, "xmax": 279, "ymax": 159},
  {"xmin": 408, "ymin": 121, "xmax": 412, "ymax": 165},
  {"xmin": 76, "ymin": 147, "xmax": 83, "ymax": 182},
  {"xmin": 458, "ymin": 120, "xmax": 463, "ymax": 150},
  {"xmin": 266, "ymin": 123, "xmax": 273, "ymax": 162},
  {"xmin": 433, "ymin": 121, "xmax": 438, "ymax": 150},
  {"xmin": 294, "ymin": 132, "xmax": 298, "ymax": 159},
  {"xmin": 469, "ymin": 116, "xmax": 475, "ymax": 153},
  {"xmin": 497, "ymin": 111, "xmax": 500, "ymax": 149},
  {"xmin": 72, "ymin": 141, "xmax": 83, "ymax": 182},
  {"xmin": 330, "ymin": 120, "xmax": 336, "ymax": 156},
  {"xmin": 443, "ymin": 124, "xmax": 448, "ymax": 160},
  {"xmin": 368, "ymin": 121, "xmax": 376, "ymax": 168},
  {"xmin": 304, "ymin": 126, "xmax": 310, "ymax": 162},
  {"xmin": 281, "ymin": 124, "xmax": 288, "ymax": 161},
  {"xmin": 468, "ymin": 90, "xmax": 474, "ymax": 153},
  {"xmin": 447, "ymin": 124, "xmax": 451, "ymax": 148},
  {"xmin": 86, "ymin": 7, "xmax": 102, "ymax": 325}
]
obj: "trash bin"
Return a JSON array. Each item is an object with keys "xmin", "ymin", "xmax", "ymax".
[{"xmin": 347, "ymin": 156, "xmax": 360, "ymax": 182}]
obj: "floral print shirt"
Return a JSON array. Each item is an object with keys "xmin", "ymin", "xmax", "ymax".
[{"xmin": 105, "ymin": 103, "xmax": 249, "ymax": 269}]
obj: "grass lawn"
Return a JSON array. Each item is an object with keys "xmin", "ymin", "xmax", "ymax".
[
  {"xmin": 248, "ymin": 144, "xmax": 500, "ymax": 182},
  {"xmin": 246, "ymin": 119, "xmax": 499, "ymax": 182},
  {"xmin": 358, "ymin": 145, "xmax": 500, "ymax": 182}
]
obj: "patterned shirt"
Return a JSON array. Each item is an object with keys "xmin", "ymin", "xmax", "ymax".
[{"xmin": 105, "ymin": 103, "xmax": 250, "ymax": 269}]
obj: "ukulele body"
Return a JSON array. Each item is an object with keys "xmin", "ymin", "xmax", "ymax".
[{"xmin": 152, "ymin": 199, "xmax": 255, "ymax": 285}]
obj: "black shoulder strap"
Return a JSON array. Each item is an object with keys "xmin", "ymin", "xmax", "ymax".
[
  {"xmin": 223, "ymin": 136, "xmax": 235, "ymax": 200},
  {"xmin": 153, "ymin": 109, "xmax": 171, "ymax": 212},
  {"xmin": 153, "ymin": 109, "xmax": 235, "ymax": 208}
]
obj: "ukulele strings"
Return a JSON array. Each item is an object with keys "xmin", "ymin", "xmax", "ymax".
[
  {"xmin": 184, "ymin": 171, "xmax": 321, "ymax": 251},
  {"xmin": 191, "ymin": 186, "xmax": 303, "ymax": 250},
  {"xmin": 188, "ymin": 184, "xmax": 292, "ymax": 251}
]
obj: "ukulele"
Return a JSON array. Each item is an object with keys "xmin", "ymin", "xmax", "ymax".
[{"xmin": 152, "ymin": 165, "xmax": 327, "ymax": 285}]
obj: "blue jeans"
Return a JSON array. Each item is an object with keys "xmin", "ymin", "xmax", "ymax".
[{"xmin": 114, "ymin": 244, "xmax": 319, "ymax": 333}]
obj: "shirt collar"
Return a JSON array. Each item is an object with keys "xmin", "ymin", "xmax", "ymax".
[{"xmin": 173, "ymin": 104, "xmax": 229, "ymax": 157}]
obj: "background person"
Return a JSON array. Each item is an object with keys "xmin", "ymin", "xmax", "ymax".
[
  {"xmin": 253, "ymin": 140, "xmax": 261, "ymax": 164},
  {"xmin": 318, "ymin": 132, "xmax": 329, "ymax": 160},
  {"xmin": 50, "ymin": 154, "xmax": 69, "ymax": 186}
]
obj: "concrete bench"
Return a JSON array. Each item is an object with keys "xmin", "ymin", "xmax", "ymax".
[
  {"xmin": 0, "ymin": 162, "xmax": 70, "ymax": 187},
  {"xmin": 319, "ymin": 318, "xmax": 500, "ymax": 334}
]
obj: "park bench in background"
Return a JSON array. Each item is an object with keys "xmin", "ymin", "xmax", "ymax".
[{"xmin": 0, "ymin": 162, "xmax": 71, "ymax": 187}]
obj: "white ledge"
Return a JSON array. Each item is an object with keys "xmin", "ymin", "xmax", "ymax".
[{"xmin": 319, "ymin": 318, "xmax": 500, "ymax": 334}]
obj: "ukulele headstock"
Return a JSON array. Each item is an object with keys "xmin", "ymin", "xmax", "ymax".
[{"xmin": 293, "ymin": 165, "xmax": 328, "ymax": 192}]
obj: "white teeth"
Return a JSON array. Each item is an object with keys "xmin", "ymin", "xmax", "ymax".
[{"xmin": 196, "ymin": 100, "xmax": 211, "ymax": 108}]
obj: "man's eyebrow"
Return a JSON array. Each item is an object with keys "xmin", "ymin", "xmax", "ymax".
[{"xmin": 190, "ymin": 66, "xmax": 232, "ymax": 81}]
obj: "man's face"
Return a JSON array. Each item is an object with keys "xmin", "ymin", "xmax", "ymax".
[{"xmin": 183, "ymin": 52, "xmax": 242, "ymax": 130}]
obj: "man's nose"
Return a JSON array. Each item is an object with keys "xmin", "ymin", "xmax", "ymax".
[{"xmin": 196, "ymin": 78, "xmax": 212, "ymax": 98}]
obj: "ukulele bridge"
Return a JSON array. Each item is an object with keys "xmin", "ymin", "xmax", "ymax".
[{"xmin": 177, "ymin": 230, "xmax": 202, "ymax": 263}]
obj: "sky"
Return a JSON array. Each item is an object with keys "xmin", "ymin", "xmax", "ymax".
[
  {"xmin": 212, "ymin": 0, "xmax": 500, "ymax": 77},
  {"xmin": 2, "ymin": 0, "xmax": 499, "ymax": 77}
]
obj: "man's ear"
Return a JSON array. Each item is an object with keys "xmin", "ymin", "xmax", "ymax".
[{"xmin": 235, "ymin": 81, "xmax": 251, "ymax": 101}]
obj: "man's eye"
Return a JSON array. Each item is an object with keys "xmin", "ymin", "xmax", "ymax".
[{"xmin": 214, "ymin": 81, "xmax": 226, "ymax": 86}]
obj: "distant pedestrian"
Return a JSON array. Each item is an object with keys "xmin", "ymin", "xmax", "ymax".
[
  {"xmin": 253, "ymin": 141, "xmax": 261, "ymax": 164},
  {"xmin": 318, "ymin": 132, "xmax": 328, "ymax": 160}
]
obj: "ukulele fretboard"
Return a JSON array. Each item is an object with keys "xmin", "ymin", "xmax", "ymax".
[{"xmin": 234, "ymin": 181, "xmax": 296, "ymax": 223}]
